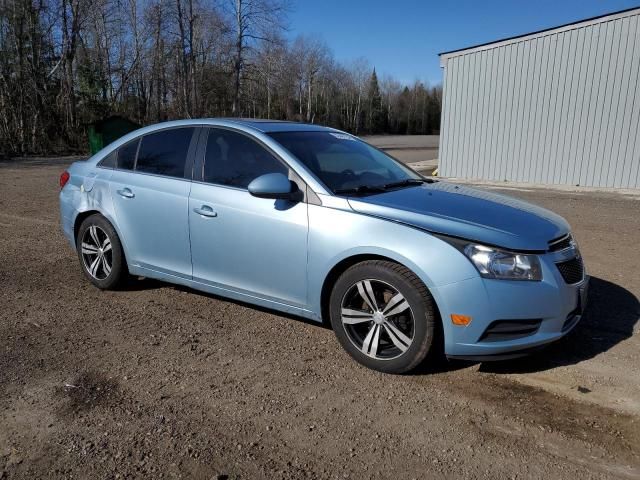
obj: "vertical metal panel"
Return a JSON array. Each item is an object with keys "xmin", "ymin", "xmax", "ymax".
[
  {"xmin": 621, "ymin": 16, "xmax": 640, "ymax": 188},
  {"xmin": 482, "ymin": 49, "xmax": 496, "ymax": 179},
  {"xmin": 609, "ymin": 16, "xmax": 633, "ymax": 187},
  {"xmin": 476, "ymin": 50, "xmax": 488, "ymax": 178},
  {"xmin": 438, "ymin": 58, "xmax": 451, "ymax": 177},
  {"xmin": 515, "ymin": 38, "xmax": 533, "ymax": 182},
  {"xmin": 566, "ymin": 27, "xmax": 589, "ymax": 185},
  {"xmin": 583, "ymin": 21, "xmax": 609, "ymax": 187},
  {"xmin": 446, "ymin": 56, "xmax": 460, "ymax": 177},
  {"xmin": 523, "ymin": 37, "xmax": 542, "ymax": 182},
  {"xmin": 599, "ymin": 19, "xmax": 624, "ymax": 187},
  {"xmin": 439, "ymin": 10, "xmax": 640, "ymax": 189},
  {"xmin": 560, "ymin": 27, "xmax": 581, "ymax": 185},
  {"xmin": 530, "ymin": 35, "xmax": 551, "ymax": 184}
]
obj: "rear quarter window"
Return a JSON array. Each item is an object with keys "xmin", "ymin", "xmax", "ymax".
[
  {"xmin": 98, "ymin": 151, "xmax": 116, "ymax": 169},
  {"xmin": 117, "ymin": 139, "xmax": 139, "ymax": 171}
]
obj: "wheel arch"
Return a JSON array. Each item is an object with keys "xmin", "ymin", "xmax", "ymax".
[
  {"xmin": 319, "ymin": 253, "xmax": 443, "ymax": 331},
  {"xmin": 73, "ymin": 209, "xmax": 130, "ymax": 268},
  {"xmin": 73, "ymin": 210, "xmax": 102, "ymax": 245}
]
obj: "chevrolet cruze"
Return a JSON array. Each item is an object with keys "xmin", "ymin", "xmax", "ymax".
[{"xmin": 59, "ymin": 119, "xmax": 589, "ymax": 373}]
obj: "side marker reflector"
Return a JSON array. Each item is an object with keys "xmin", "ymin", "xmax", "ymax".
[{"xmin": 451, "ymin": 314, "xmax": 472, "ymax": 326}]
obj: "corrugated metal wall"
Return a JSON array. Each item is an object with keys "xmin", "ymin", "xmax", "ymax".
[{"xmin": 439, "ymin": 10, "xmax": 640, "ymax": 188}]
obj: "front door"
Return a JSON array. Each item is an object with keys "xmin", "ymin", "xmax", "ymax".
[{"xmin": 189, "ymin": 127, "xmax": 308, "ymax": 307}]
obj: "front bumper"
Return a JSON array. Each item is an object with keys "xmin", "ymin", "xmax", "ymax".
[{"xmin": 433, "ymin": 250, "xmax": 589, "ymax": 359}]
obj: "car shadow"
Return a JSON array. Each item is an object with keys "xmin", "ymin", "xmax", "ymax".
[
  {"xmin": 122, "ymin": 275, "xmax": 638, "ymax": 374},
  {"xmin": 123, "ymin": 276, "xmax": 167, "ymax": 291},
  {"xmin": 174, "ymin": 283, "xmax": 332, "ymax": 330},
  {"xmin": 123, "ymin": 276, "xmax": 332, "ymax": 328},
  {"xmin": 477, "ymin": 276, "xmax": 639, "ymax": 374}
]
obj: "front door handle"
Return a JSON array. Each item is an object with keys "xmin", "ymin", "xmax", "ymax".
[
  {"xmin": 193, "ymin": 205, "xmax": 217, "ymax": 218},
  {"xmin": 117, "ymin": 188, "xmax": 135, "ymax": 199}
]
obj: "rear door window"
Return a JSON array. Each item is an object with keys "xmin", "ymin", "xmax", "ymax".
[
  {"xmin": 203, "ymin": 128, "xmax": 287, "ymax": 188},
  {"xmin": 136, "ymin": 128, "xmax": 195, "ymax": 178}
]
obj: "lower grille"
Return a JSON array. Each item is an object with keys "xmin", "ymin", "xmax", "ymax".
[
  {"xmin": 556, "ymin": 257, "xmax": 584, "ymax": 284},
  {"xmin": 479, "ymin": 319, "xmax": 542, "ymax": 342},
  {"xmin": 562, "ymin": 307, "xmax": 582, "ymax": 332}
]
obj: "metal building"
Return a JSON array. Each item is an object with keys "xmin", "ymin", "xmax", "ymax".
[{"xmin": 438, "ymin": 7, "xmax": 640, "ymax": 189}]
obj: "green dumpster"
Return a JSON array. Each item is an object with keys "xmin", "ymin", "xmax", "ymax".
[{"xmin": 87, "ymin": 115, "xmax": 141, "ymax": 155}]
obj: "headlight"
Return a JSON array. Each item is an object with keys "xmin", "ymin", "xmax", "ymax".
[
  {"xmin": 436, "ymin": 235, "xmax": 542, "ymax": 281},
  {"xmin": 463, "ymin": 244, "xmax": 542, "ymax": 281}
]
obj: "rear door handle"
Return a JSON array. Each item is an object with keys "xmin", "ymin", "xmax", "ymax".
[
  {"xmin": 193, "ymin": 205, "xmax": 217, "ymax": 218},
  {"xmin": 117, "ymin": 188, "xmax": 135, "ymax": 199}
]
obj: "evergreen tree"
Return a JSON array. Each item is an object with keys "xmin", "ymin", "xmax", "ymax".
[{"xmin": 366, "ymin": 68, "xmax": 384, "ymax": 134}]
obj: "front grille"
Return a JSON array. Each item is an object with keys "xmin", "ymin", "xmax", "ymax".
[
  {"xmin": 479, "ymin": 319, "xmax": 542, "ymax": 342},
  {"xmin": 556, "ymin": 257, "xmax": 584, "ymax": 284},
  {"xmin": 548, "ymin": 234, "xmax": 573, "ymax": 252}
]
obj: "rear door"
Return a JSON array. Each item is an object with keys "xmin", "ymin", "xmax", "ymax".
[
  {"xmin": 188, "ymin": 127, "xmax": 309, "ymax": 307},
  {"xmin": 109, "ymin": 127, "xmax": 198, "ymax": 279}
]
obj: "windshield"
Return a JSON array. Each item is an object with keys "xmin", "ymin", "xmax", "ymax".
[{"xmin": 268, "ymin": 131, "xmax": 423, "ymax": 195}]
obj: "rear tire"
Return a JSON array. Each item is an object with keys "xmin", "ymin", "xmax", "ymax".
[
  {"xmin": 329, "ymin": 260, "xmax": 437, "ymax": 374},
  {"xmin": 76, "ymin": 214, "xmax": 127, "ymax": 290}
]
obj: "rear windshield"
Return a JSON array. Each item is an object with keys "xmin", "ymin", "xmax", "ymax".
[{"xmin": 268, "ymin": 131, "xmax": 421, "ymax": 193}]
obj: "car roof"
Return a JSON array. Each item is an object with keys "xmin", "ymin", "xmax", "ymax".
[
  {"xmin": 215, "ymin": 118, "xmax": 332, "ymax": 133},
  {"xmin": 113, "ymin": 118, "xmax": 340, "ymax": 137}
]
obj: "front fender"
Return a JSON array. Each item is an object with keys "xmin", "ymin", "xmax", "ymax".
[{"xmin": 307, "ymin": 204, "xmax": 479, "ymax": 319}]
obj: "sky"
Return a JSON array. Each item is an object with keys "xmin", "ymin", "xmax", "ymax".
[{"xmin": 289, "ymin": 0, "xmax": 640, "ymax": 86}]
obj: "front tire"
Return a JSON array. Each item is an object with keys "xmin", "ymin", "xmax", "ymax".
[
  {"xmin": 76, "ymin": 214, "xmax": 127, "ymax": 290},
  {"xmin": 329, "ymin": 260, "xmax": 437, "ymax": 374}
]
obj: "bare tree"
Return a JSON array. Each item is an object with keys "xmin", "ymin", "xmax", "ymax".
[
  {"xmin": 254, "ymin": 32, "xmax": 286, "ymax": 118},
  {"xmin": 290, "ymin": 35, "xmax": 329, "ymax": 123},
  {"xmin": 58, "ymin": 0, "xmax": 88, "ymax": 129},
  {"xmin": 227, "ymin": 0, "xmax": 288, "ymax": 116},
  {"xmin": 0, "ymin": 0, "xmax": 441, "ymax": 156},
  {"xmin": 348, "ymin": 57, "xmax": 370, "ymax": 134}
]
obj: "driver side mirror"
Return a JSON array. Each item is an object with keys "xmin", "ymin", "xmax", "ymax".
[{"xmin": 248, "ymin": 173, "xmax": 301, "ymax": 201}]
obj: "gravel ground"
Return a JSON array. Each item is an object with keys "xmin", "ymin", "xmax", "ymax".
[
  {"xmin": 364, "ymin": 135, "xmax": 440, "ymax": 151},
  {"xmin": 364, "ymin": 135, "xmax": 439, "ymax": 164},
  {"xmin": 1, "ymin": 159, "xmax": 639, "ymax": 479}
]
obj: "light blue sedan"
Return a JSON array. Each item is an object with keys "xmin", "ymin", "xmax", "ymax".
[{"xmin": 59, "ymin": 119, "xmax": 589, "ymax": 373}]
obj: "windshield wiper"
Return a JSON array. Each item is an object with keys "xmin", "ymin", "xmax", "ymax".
[
  {"xmin": 382, "ymin": 178, "xmax": 425, "ymax": 190},
  {"xmin": 334, "ymin": 184, "xmax": 387, "ymax": 196},
  {"xmin": 335, "ymin": 178, "xmax": 428, "ymax": 196}
]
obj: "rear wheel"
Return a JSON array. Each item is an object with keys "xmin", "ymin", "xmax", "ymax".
[
  {"xmin": 76, "ymin": 214, "xmax": 127, "ymax": 290},
  {"xmin": 329, "ymin": 260, "xmax": 437, "ymax": 374}
]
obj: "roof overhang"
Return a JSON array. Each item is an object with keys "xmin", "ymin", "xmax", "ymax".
[{"xmin": 439, "ymin": 6, "xmax": 640, "ymax": 67}]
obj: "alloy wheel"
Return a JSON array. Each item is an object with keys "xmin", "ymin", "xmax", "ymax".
[
  {"xmin": 81, "ymin": 225, "xmax": 113, "ymax": 280},
  {"xmin": 340, "ymin": 279, "xmax": 415, "ymax": 360}
]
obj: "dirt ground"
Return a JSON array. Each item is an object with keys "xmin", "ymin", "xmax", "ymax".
[{"xmin": 1, "ymin": 158, "xmax": 639, "ymax": 479}]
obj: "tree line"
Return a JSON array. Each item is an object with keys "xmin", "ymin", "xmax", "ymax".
[{"xmin": 0, "ymin": 0, "xmax": 442, "ymax": 156}]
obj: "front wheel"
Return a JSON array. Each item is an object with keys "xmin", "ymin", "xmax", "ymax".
[
  {"xmin": 329, "ymin": 260, "xmax": 437, "ymax": 374},
  {"xmin": 76, "ymin": 214, "xmax": 128, "ymax": 290}
]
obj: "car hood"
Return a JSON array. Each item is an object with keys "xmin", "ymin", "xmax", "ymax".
[{"xmin": 346, "ymin": 182, "xmax": 570, "ymax": 251}]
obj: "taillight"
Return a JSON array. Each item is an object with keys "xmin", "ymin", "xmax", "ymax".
[{"xmin": 60, "ymin": 171, "xmax": 70, "ymax": 189}]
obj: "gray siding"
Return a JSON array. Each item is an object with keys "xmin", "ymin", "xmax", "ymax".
[{"xmin": 439, "ymin": 10, "xmax": 640, "ymax": 188}]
